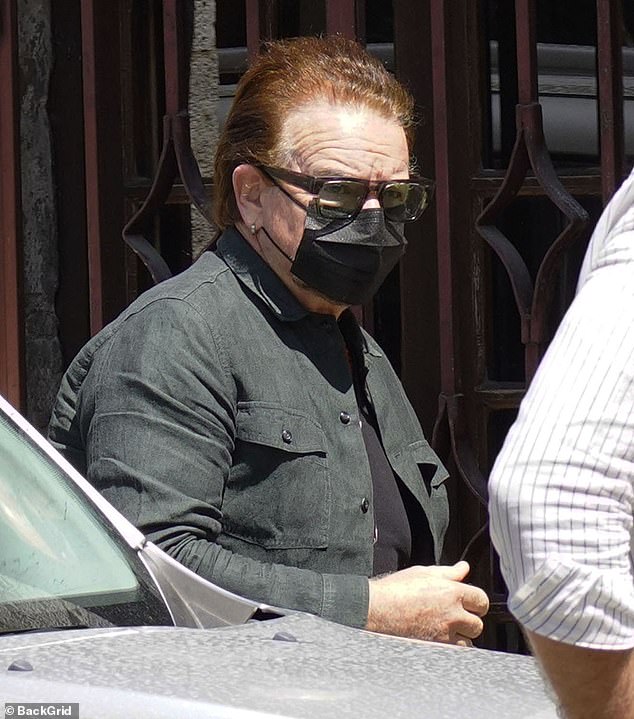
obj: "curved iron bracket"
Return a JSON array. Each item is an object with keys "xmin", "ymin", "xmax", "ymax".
[
  {"xmin": 475, "ymin": 103, "xmax": 589, "ymax": 377},
  {"xmin": 459, "ymin": 522, "xmax": 489, "ymax": 564},
  {"xmin": 122, "ymin": 111, "xmax": 212, "ymax": 285},
  {"xmin": 432, "ymin": 393, "xmax": 489, "ymax": 507}
]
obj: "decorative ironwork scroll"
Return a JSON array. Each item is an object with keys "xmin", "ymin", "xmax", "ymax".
[
  {"xmin": 476, "ymin": 0, "xmax": 590, "ymax": 382},
  {"xmin": 431, "ymin": 0, "xmax": 592, "ymax": 542},
  {"xmin": 122, "ymin": 0, "xmax": 211, "ymax": 284}
]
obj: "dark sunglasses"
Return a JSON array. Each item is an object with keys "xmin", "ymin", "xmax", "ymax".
[{"xmin": 258, "ymin": 165, "xmax": 434, "ymax": 222}]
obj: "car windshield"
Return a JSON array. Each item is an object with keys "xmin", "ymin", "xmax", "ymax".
[{"xmin": 0, "ymin": 405, "xmax": 172, "ymax": 634}]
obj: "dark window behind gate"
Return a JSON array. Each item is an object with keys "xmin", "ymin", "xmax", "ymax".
[{"xmin": 2, "ymin": 0, "xmax": 632, "ymax": 651}]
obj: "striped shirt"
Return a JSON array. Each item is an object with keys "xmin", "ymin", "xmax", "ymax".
[{"xmin": 488, "ymin": 168, "xmax": 634, "ymax": 649}]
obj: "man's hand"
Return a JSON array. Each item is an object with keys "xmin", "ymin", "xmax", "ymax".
[{"xmin": 366, "ymin": 560, "xmax": 489, "ymax": 644}]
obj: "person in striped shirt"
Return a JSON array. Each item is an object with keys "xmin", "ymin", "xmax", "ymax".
[{"xmin": 489, "ymin": 168, "xmax": 634, "ymax": 719}]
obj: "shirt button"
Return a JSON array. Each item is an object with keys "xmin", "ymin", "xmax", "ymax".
[
  {"xmin": 281, "ymin": 429, "xmax": 293, "ymax": 444},
  {"xmin": 339, "ymin": 411, "xmax": 351, "ymax": 425},
  {"xmin": 360, "ymin": 498, "xmax": 370, "ymax": 514}
]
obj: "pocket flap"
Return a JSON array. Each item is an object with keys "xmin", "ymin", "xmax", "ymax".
[
  {"xmin": 407, "ymin": 440, "xmax": 448, "ymax": 487},
  {"xmin": 236, "ymin": 402, "xmax": 327, "ymax": 454},
  {"xmin": 392, "ymin": 439, "xmax": 449, "ymax": 491}
]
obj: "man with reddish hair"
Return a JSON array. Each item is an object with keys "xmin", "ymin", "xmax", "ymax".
[{"xmin": 50, "ymin": 36, "xmax": 488, "ymax": 643}]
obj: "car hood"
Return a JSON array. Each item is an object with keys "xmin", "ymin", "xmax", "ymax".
[{"xmin": 0, "ymin": 614, "xmax": 557, "ymax": 718}]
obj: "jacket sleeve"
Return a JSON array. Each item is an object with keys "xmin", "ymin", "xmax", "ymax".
[{"xmin": 67, "ymin": 298, "xmax": 369, "ymax": 628}]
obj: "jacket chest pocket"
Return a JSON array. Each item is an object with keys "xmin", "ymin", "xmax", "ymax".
[{"xmin": 223, "ymin": 402, "xmax": 331, "ymax": 550}]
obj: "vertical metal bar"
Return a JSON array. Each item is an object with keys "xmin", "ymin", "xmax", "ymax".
[
  {"xmin": 596, "ymin": 0, "xmax": 624, "ymax": 202},
  {"xmin": 50, "ymin": 0, "xmax": 90, "ymax": 367},
  {"xmin": 81, "ymin": 0, "xmax": 103, "ymax": 332},
  {"xmin": 260, "ymin": 0, "xmax": 279, "ymax": 41},
  {"xmin": 148, "ymin": 3, "xmax": 162, "ymax": 166},
  {"xmin": 245, "ymin": 0, "xmax": 261, "ymax": 61},
  {"xmin": 513, "ymin": 0, "xmax": 540, "ymax": 379},
  {"xmin": 0, "ymin": 0, "xmax": 24, "ymax": 408},
  {"xmin": 325, "ymin": 0, "xmax": 365, "ymax": 42},
  {"xmin": 394, "ymin": 0, "xmax": 440, "ymax": 434},
  {"xmin": 430, "ymin": 0, "xmax": 458, "ymax": 395},
  {"xmin": 163, "ymin": 0, "xmax": 187, "ymax": 114},
  {"xmin": 515, "ymin": 0, "xmax": 538, "ymax": 104},
  {"xmin": 497, "ymin": 1, "xmax": 519, "ymax": 165},
  {"xmin": 81, "ymin": 0, "xmax": 126, "ymax": 333},
  {"xmin": 246, "ymin": 0, "xmax": 278, "ymax": 62}
]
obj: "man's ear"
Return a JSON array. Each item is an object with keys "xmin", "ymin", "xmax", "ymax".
[{"xmin": 233, "ymin": 164, "xmax": 266, "ymax": 227}]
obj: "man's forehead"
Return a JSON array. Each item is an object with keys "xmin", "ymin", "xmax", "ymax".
[
  {"xmin": 279, "ymin": 102, "xmax": 409, "ymax": 176},
  {"xmin": 282, "ymin": 102, "xmax": 378, "ymax": 141}
]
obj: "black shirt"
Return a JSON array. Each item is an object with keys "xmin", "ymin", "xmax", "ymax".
[{"xmin": 338, "ymin": 313, "xmax": 434, "ymax": 575}]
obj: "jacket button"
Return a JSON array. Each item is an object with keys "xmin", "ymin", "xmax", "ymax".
[
  {"xmin": 360, "ymin": 498, "xmax": 370, "ymax": 513},
  {"xmin": 281, "ymin": 429, "xmax": 292, "ymax": 444},
  {"xmin": 339, "ymin": 411, "xmax": 351, "ymax": 425}
]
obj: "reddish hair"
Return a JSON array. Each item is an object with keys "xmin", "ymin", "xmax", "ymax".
[{"xmin": 212, "ymin": 35, "xmax": 415, "ymax": 230}]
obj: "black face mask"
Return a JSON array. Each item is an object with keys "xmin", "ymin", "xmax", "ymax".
[{"xmin": 262, "ymin": 206, "xmax": 407, "ymax": 306}]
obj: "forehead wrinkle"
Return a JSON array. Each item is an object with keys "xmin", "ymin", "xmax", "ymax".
[{"xmin": 279, "ymin": 103, "xmax": 409, "ymax": 179}]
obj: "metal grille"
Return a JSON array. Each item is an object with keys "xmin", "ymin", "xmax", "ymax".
[{"xmin": 416, "ymin": 0, "xmax": 630, "ymax": 650}]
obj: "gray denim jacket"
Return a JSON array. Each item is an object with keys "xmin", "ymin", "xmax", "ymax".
[{"xmin": 49, "ymin": 227, "xmax": 449, "ymax": 628}]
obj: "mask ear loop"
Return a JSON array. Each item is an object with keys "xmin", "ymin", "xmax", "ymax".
[
  {"xmin": 255, "ymin": 171, "xmax": 353, "ymax": 264},
  {"xmin": 249, "ymin": 217, "xmax": 295, "ymax": 263},
  {"xmin": 260, "ymin": 226, "xmax": 295, "ymax": 263},
  {"xmin": 249, "ymin": 170, "xmax": 303, "ymax": 263}
]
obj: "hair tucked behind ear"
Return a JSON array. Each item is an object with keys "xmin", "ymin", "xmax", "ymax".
[{"xmin": 212, "ymin": 35, "xmax": 415, "ymax": 231}]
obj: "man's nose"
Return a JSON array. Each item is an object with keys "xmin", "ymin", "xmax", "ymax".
[{"xmin": 362, "ymin": 189, "xmax": 381, "ymax": 211}]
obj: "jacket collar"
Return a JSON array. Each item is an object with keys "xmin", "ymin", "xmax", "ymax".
[
  {"xmin": 216, "ymin": 227, "xmax": 309, "ymax": 322},
  {"xmin": 215, "ymin": 227, "xmax": 381, "ymax": 360}
]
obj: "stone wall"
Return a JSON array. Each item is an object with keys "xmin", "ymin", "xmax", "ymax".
[{"xmin": 189, "ymin": 0, "xmax": 219, "ymax": 257}]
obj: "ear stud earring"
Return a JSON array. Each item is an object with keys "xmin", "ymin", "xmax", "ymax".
[{"xmin": 250, "ymin": 223, "xmax": 257, "ymax": 236}]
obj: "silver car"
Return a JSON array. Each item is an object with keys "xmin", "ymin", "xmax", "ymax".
[{"xmin": 0, "ymin": 394, "xmax": 557, "ymax": 718}]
